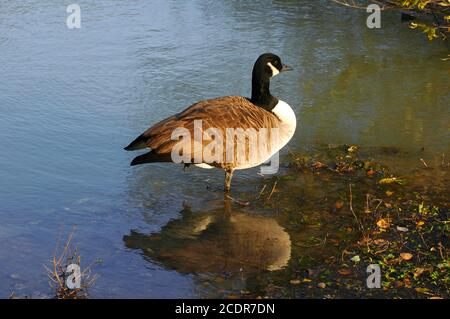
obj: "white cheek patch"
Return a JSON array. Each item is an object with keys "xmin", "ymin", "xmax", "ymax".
[{"xmin": 267, "ymin": 62, "xmax": 280, "ymax": 77}]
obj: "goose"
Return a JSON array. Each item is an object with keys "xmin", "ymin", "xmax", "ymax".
[{"xmin": 124, "ymin": 53, "xmax": 296, "ymax": 192}]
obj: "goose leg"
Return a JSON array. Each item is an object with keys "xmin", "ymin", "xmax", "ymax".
[{"xmin": 224, "ymin": 169, "xmax": 234, "ymax": 192}]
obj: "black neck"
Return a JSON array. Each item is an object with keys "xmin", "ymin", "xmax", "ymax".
[{"xmin": 250, "ymin": 72, "xmax": 278, "ymax": 111}]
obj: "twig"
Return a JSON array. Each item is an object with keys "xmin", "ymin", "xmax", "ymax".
[
  {"xmin": 365, "ymin": 194, "xmax": 371, "ymax": 214},
  {"xmin": 267, "ymin": 180, "xmax": 278, "ymax": 200},
  {"xmin": 349, "ymin": 184, "xmax": 364, "ymax": 232},
  {"xmin": 420, "ymin": 158, "xmax": 429, "ymax": 168},
  {"xmin": 374, "ymin": 199, "xmax": 383, "ymax": 215},
  {"xmin": 225, "ymin": 194, "xmax": 250, "ymax": 206},
  {"xmin": 45, "ymin": 229, "xmax": 98, "ymax": 299},
  {"xmin": 330, "ymin": 0, "xmax": 394, "ymax": 10},
  {"xmin": 257, "ymin": 184, "xmax": 267, "ymax": 199}
]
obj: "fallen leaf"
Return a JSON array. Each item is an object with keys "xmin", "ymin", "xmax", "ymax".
[
  {"xmin": 302, "ymin": 278, "xmax": 312, "ymax": 283},
  {"xmin": 347, "ymin": 145, "xmax": 358, "ymax": 153},
  {"xmin": 329, "ymin": 239, "xmax": 340, "ymax": 246},
  {"xmin": 373, "ymin": 239, "xmax": 389, "ymax": 246},
  {"xmin": 413, "ymin": 268, "xmax": 427, "ymax": 279},
  {"xmin": 378, "ymin": 177, "xmax": 405, "ymax": 185},
  {"xmin": 404, "ymin": 277, "xmax": 412, "ymax": 287},
  {"xmin": 366, "ymin": 169, "xmax": 376, "ymax": 177},
  {"xmin": 386, "ymin": 190, "xmax": 394, "ymax": 197},
  {"xmin": 415, "ymin": 287, "xmax": 430, "ymax": 294},
  {"xmin": 418, "ymin": 203, "xmax": 424, "ymax": 214},
  {"xmin": 290, "ymin": 279, "xmax": 301, "ymax": 285},
  {"xmin": 396, "ymin": 226, "xmax": 409, "ymax": 232},
  {"xmin": 417, "ymin": 220, "xmax": 425, "ymax": 227},
  {"xmin": 350, "ymin": 255, "xmax": 360, "ymax": 263},
  {"xmin": 317, "ymin": 282, "xmax": 326, "ymax": 289},
  {"xmin": 334, "ymin": 200, "xmax": 344, "ymax": 210},
  {"xmin": 377, "ymin": 218, "xmax": 390, "ymax": 229},
  {"xmin": 400, "ymin": 253, "xmax": 413, "ymax": 261},
  {"xmin": 311, "ymin": 161, "xmax": 327, "ymax": 170},
  {"xmin": 338, "ymin": 269, "xmax": 352, "ymax": 276}
]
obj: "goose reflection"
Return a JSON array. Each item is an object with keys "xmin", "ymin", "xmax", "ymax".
[{"xmin": 123, "ymin": 199, "xmax": 291, "ymax": 273}]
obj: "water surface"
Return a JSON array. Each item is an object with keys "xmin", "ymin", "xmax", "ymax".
[{"xmin": 0, "ymin": 0, "xmax": 448, "ymax": 298}]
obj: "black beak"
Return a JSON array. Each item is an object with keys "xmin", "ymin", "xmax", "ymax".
[{"xmin": 281, "ymin": 64, "xmax": 293, "ymax": 72}]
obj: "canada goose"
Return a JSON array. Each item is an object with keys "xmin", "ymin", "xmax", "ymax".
[{"xmin": 124, "ymin": 53, "xmax": 296, "ymax": 191}]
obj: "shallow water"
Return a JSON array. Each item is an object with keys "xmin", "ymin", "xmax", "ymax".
[{"xmin": 0, "ymin": 0, "xmax": 448, "ymax": 298}]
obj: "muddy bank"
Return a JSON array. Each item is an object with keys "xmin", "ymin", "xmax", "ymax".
[{"xmin": 227, "ymin": 145, "xmax": 449, "ymax": 298}]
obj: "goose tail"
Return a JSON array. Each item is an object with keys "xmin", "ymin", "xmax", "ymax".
[
  {"xmin": 130, "ymin": 151, "xmax": 172, "ymax": 166},
  {"xmin": 124, "ymin": 134, "xmax": 148, "ymax": 151}
]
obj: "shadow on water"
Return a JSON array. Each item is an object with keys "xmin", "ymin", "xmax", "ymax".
[{"xmin": 124, "ymin": 196, "xmax": 291, "ymax": 274}]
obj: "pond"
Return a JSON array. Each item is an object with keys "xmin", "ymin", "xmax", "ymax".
[{"xmin": 0, "ymin": 0, "xmax": 448, "ymax": 298}]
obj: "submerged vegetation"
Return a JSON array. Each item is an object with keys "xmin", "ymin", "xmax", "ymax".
[
  {"xmin": 9, "ymin": 230, "xmax": 98, "ymax": 299},
  {"xmin": 44, "ymin": 231, "xmax": 98, "ymax": 299},
  {"xmin": 43, "ymin": 231, "xmax": 98, "ymax": 299}
]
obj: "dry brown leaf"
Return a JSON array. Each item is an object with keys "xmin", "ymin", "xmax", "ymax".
[
  {"xmin": 311, "ymin": 161, "xmax": 327, "ymax": 170},
  {"xmin": 377, "ymin": 218, "xmax": 390, "ymax": 229},
  {"xmin": 366, "ymin": 169, "xmax": 376, "ymax": 177},
  {"xmin": 413, "ymin": 267, "xmax": 432, "ymax": 279},
  {"xmin": 338, "ymin": 269, "xmax": 352, "ymax": 276},
  {"xmin": 373, "ymin": 239, "xmax": 389, "ymax": 246},
  {"xmin": 415, "ymin": 287, "xmax": 430, "ymax": 294},
  {"xmin": 413, "ymin": 268, "xmax": 425, "ymax": 278},
  {"xmin": 404, "ymin": 277, "xmax": 412, "ymax": 288},
  {"xmin": 347, "ymin": 145, "xmax": 358, "ymax": 153},
  {"xmin": 400, "ymin": 252, "xmax": 413, "ymax": 261},
  {"xmin": 378, "ymin": 177, "xmax": 404, "ymax": 185},
  {"xmin": 334, "ymin": 200, "xmax": 344, "ymax": 210}
]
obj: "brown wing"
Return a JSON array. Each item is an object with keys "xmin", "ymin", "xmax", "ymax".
[
  {"xmin": 125, "ymin": 96, "xmax": 280, "ymax": 166},
  {"xmin": 126, "ymin": 96, "xmax": 279, "ymax": 148}
]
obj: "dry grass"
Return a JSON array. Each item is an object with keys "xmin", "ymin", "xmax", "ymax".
[{"xmin": 44, "ymin": 229, "xmax": 98, "ymax": 299}]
